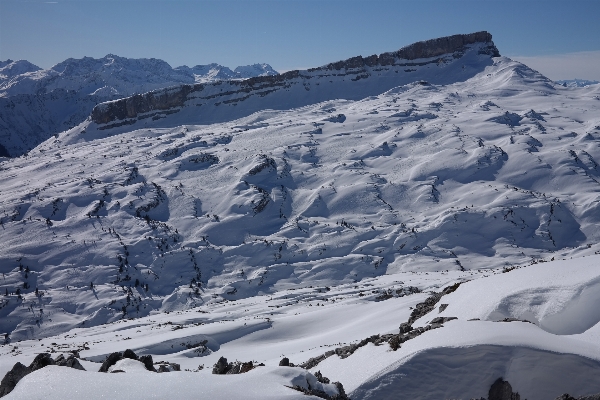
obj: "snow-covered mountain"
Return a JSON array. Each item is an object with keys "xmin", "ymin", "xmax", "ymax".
[
  {"xmin": 556, "ymin": 78, "xmax": 599, "ymax": 87},
  {"xmin": 2, "ymin": 31, "xmax": 600, "ymax": 398},
  {"xmin": 0, "ymin": 55, "xmax": 277, "ymax": 157}
]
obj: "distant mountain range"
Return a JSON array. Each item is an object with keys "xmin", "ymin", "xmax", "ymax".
[
  {"xmin": 0, "ymin": 55, "xmax": 277, "ymax": 157},
  {"xmin": 555, "ymin": 79, "xmax": 599, "ymax": 87}
]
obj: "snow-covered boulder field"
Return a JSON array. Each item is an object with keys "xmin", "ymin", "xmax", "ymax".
[{"xmin": 2, "ymin": 31, "xmax": 600, "ymax": 398}]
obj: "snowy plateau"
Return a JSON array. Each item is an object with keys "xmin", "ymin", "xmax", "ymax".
[{"xmin": 1, "ymin": 31, "xmax": 600, "ymax": 399}]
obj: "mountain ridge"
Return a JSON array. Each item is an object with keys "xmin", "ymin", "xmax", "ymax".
[{"xmin": 87, "ymin": 31, "xmax": 499, "ymax": 131}]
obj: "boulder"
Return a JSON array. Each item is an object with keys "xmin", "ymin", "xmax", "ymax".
[
  {"xmin": 279, "ymin": 357, "xmax": 290, "ymax": 367},
  {"xmin": 489, "ymin": 378, "xmax": 520, "ymax": 400},
  {"xmin": 29, "ymin": 353, "xmax": 55, "ymax": 372},
  {"xmin": 98, "ymin": 352, "xmax": 123, "ymax": 373},
  {"xmin": 429, "ymin": 316, "xmax": 458, "ymax": 325},
  {"xmin": 399, "ymin": 322, "xmax": 413, "ymax": 334},
  {"xmin": 122, "ymin": 349, "xmax": 138, "ymax": 360},
  {"xmin": 212, "ymin": 357, "xmax": 229, "ymax": 374},
  {"xmin": 0, "ymin": 362, "xmax": 30, "ymax": 397},
  {"xmin": 139, "ymin": 355, "xmax": 156, "ymax": 372},
  {"xmin": 156, "ymin": 362, "xmax": 180, "ymax": 373},
  {"xmin": 65, "ymin": 355, "xmax": 86, "ymax": 371}
]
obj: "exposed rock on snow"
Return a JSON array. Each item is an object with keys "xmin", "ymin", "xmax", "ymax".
[
  {"xmin": 0, "ymin": 363, "xmax": 29, "ymax": 398},
  {"xmin": 212, "ymin": 356, "xmax": 258, "ymax": 375},
  {"xmin": 488, "ymin": 378, "xmax": 521, "ymax": 400},
  {"xmin": 98, "ymin": 349, "xmax": 155, "ymax": 372},
  {"xmin": 0, "ymin": 352, "xmax": 85, "ymax": 397}
]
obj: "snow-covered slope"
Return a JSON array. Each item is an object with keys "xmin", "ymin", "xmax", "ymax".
[
  {"xmin": 2, "ymin": 31, "xmax": 600, "ymax": 398},
  {"xmin": 0, "ymin": 55, "xmax": 277, "ymax": 157}
]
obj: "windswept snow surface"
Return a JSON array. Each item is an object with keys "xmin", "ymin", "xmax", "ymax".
[{"xmin": 2, "ymin": 37, "xmax": 600, "ymax": 397}]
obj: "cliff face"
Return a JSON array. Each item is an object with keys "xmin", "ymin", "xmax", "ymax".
[{"xmin": 89, "ymin": 31, "xmax": 500, "ymax": 130}]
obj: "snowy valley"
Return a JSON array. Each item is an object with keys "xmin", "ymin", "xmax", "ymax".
[{"xmin": 1, "ymin": 31, "xmax": 600, "ymax": 399}]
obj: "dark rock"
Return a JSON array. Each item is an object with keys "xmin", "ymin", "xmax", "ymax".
[
  {"xmin": 489, "ymin": 378, "xmax": 520, "ymax": 400},
  {"xmin": 430, "ymin": 316, "xmax": 458, "ymax": 325},
  {"xmin": 438, "ymin": 303, "xmax": 449, "ymax": 313},
  {"xmin": 157, "ymin": 365, "xmax": 170, "ymax": 373},
  {"xmin": 279, "ymin": 357, "xmax": 290, "ymax": 367},
  {"xmin": 110, "ymin": 370, "xmax": 125, "ymax": 373},
  {"xmin": 0, "ymin": 362, "xmax": 30, "ymax": 397},
  {"xmin": 122, "ymin": 349, "xmax": 138, "ymax": 360},
  {"xmin": 212, "ymin": 357, "xmax": 229, "ymax": 374},
  {"xmin": 139, "ymin": 355, "xmax": 156, "ymax": 372},
  {"xmin": 98, "ymin": 352, "xmax": 123, "ymax": 373},
  {"xmin": 408, "ymin": 283, "xmax": 461, "ymax": 324},
  {"xmin": 54, "ymin": 354, "xmax": 66, "ymax": 366},
  {"xmin": 324, "ymin": 114, "xmax": 346, "ymax": 123},
  {"xmin": 65, "ymin": 356, "xmax": 85, "ymax": 371},
  {"xmin": 239, "ymin": 362, "xmax": 254, "ymax": 374},
  {"xmin": 56, "ymin": 354, "xmax": 85, "ymax": 371},
  {"xmin": 0, "ymin": 353, "xmax": 87, "ymax": 397},
  {"xmin": 29, "ymin": 353, "xmax": 55, "ymax": 372},
  {"xmin": 315, "ymin": 371, "xmax": 330, "ymax": 384},
  {"xmin": 389, "ymin": 334, "xmax": 402, "ymax": 351},
  {"xmin": 395, "ymin": 31, "xmax": 498, "ymax": 60},
  {"xmin": 211, "ymin": 357, "xmax": 256, "ymax": 375},
  {"xmin": 226, "ymin": 363, "xmax": 242, "ymax": 375},
  {"xmin": 299, "ymin": 353, "xmax": 334, "ymax": 370},
  {"xmin": 332, "ymin": 381, "xmax": 348, "ymax": 400},
  {"xmin": 156, "ymin": 362, "xmax": 180, "ymax": 373},
  {"xmin": 497, "ymin": 317, "xmax": 533, "ymax": 324},
  {"xmin": 399, "ymin": 322, "xmax": 413, "ymax": 334}
]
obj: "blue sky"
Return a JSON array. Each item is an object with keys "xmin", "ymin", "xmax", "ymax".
[{"xmin": 1, "ymin": 0, "xmax": 599, "ymax": 79}]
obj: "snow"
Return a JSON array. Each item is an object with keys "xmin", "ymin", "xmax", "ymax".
[
  {"xmin": 424, "ymin": 256, "xmax": 600, "ymax": 335},
  {"xmin": 4, "ymin": 365, "xmax": 330, "ymax": 400},
  {"xmin": 2, "ymin": 33, "xmax": 600, "ymax": 398}
]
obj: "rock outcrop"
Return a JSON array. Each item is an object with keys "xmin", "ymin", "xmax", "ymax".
[
  {"xmin": 211, "ymin": 356, "xmax": 258, "ymax": 375},
  {"xmin": 488, "ymin": 378, "xmax": 521, "ymax": 400},
  {"xmin": 0, "ymin": 352, "xmax": 85, "ymax": 397},
  {"xmin": 98, "ymin": 349, "xmax": 156, "ymax": 372}
]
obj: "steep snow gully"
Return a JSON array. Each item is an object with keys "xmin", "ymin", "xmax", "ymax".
[{"xmin": 2, "ymin": 31, "xmax": 600, "ymax": 399}]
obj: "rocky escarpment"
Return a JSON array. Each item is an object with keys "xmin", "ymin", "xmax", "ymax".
[{"xmin": 89, "ymin": 31, "xmax": 499, "ymax": 129}]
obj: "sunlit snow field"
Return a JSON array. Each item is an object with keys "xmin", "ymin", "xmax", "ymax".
[{"xmin": 1, "ymin": 37, "xmax": 600, "ymax": 398}]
